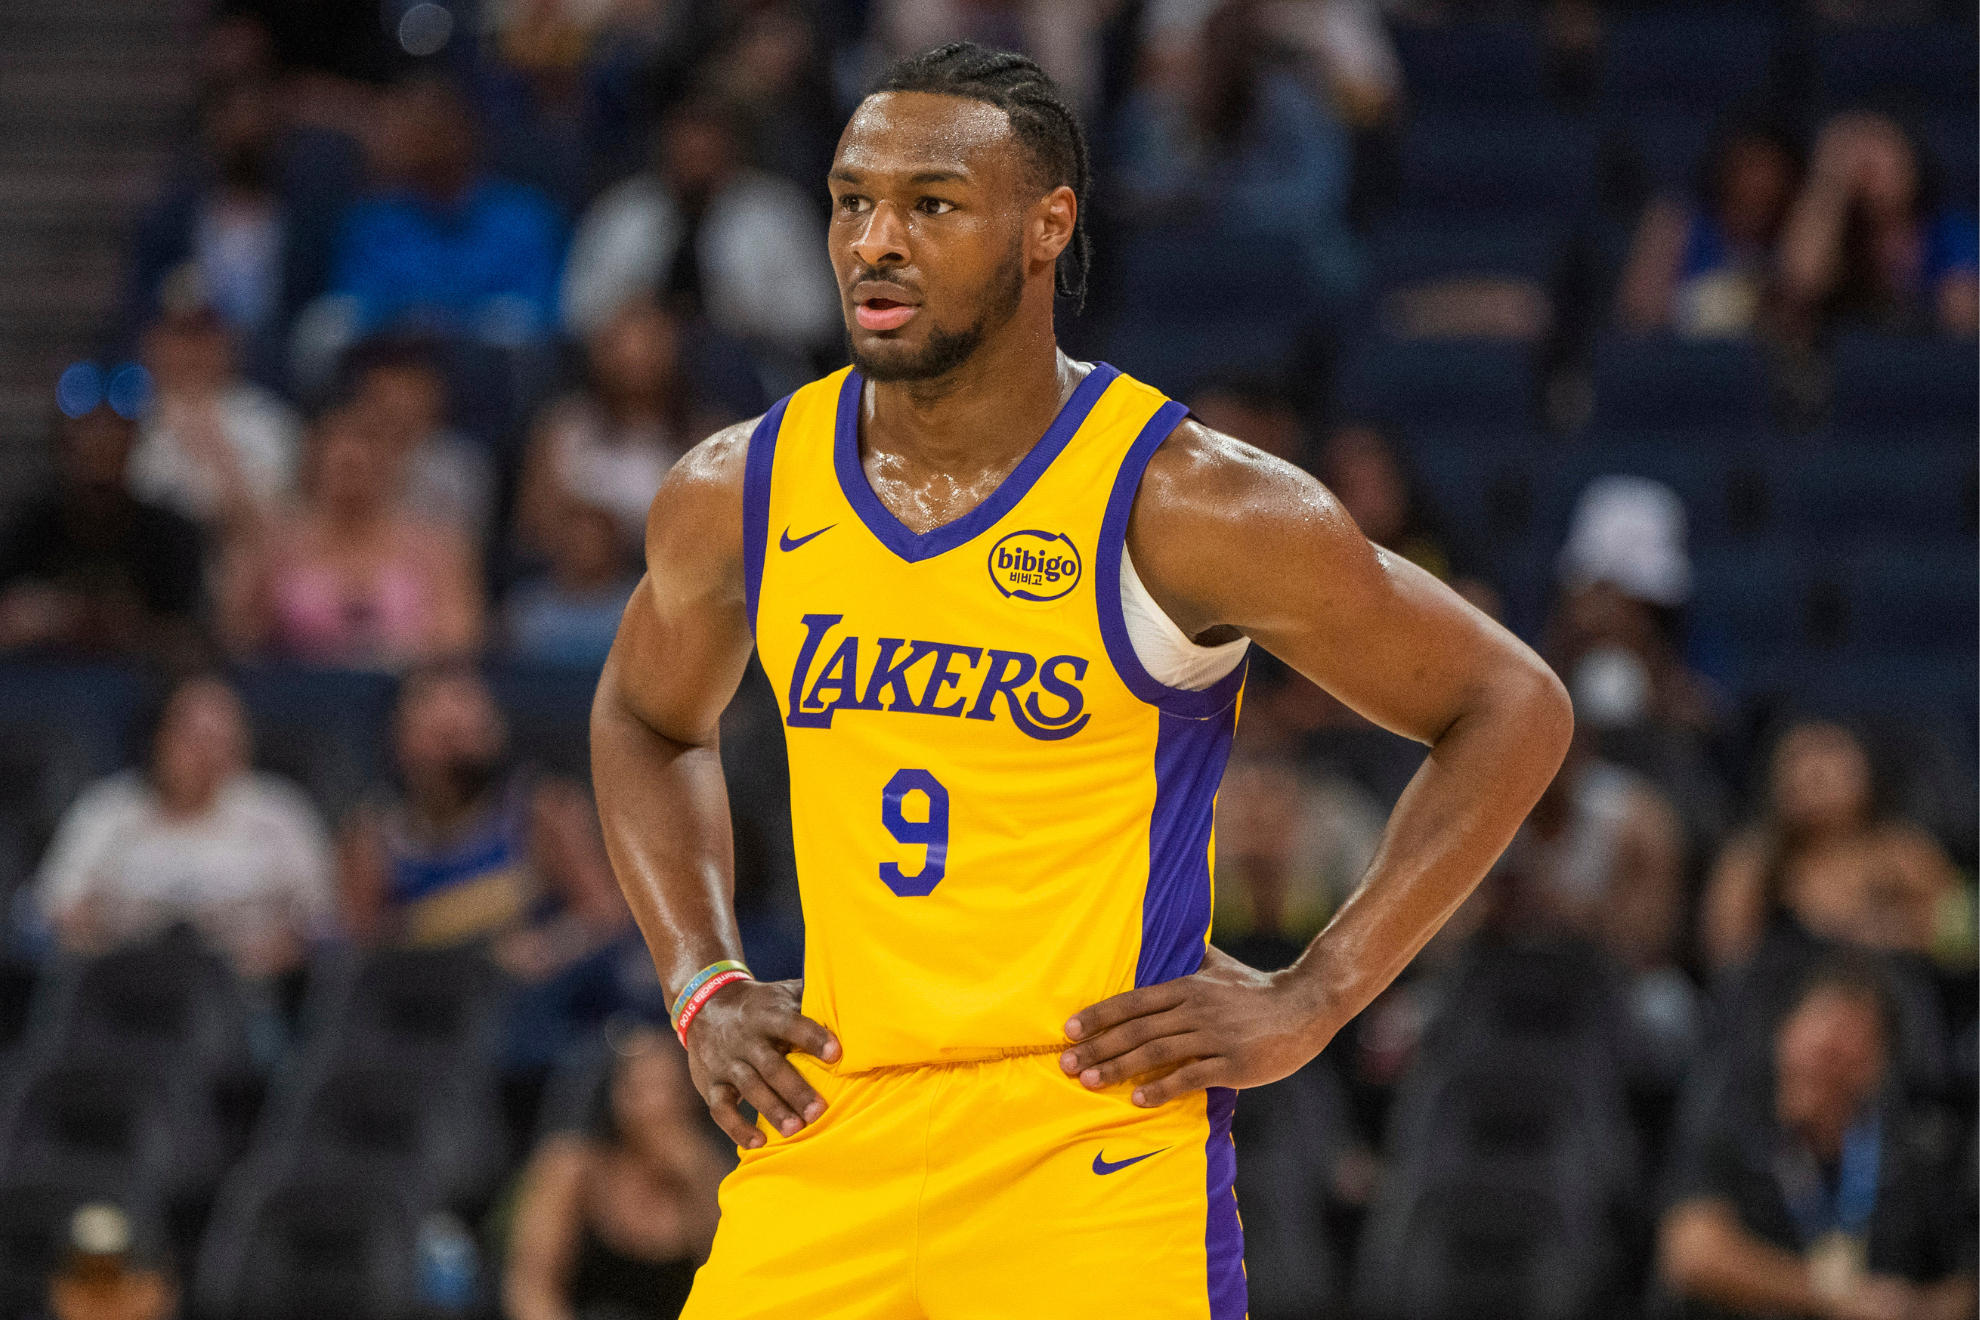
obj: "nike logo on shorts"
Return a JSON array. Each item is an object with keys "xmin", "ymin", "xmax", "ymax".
[
  {"xmin": 780, "ymin": 524, "xmax": 835, "ymax": 551},
  {"xmin": 1092, "ymin": 1149, "xmax": 1164, "ymax": 1175}
]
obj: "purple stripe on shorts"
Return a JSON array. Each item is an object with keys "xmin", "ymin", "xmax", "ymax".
[{"xmin": 1204, "ymin": 1085, "xmax": 1246, "ymax": 1319}]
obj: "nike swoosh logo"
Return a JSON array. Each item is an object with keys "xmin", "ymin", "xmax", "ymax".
[
  {"xmin": 1092, "ymin": 1148, "xmax": 1165, "ymax": 1175},
  {"xmin": 779, "ymin": 524, "xmax": 835, "ymax": 552}
]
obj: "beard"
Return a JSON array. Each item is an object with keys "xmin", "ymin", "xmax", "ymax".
[{"xmin": 847, "ymin": 246, "xmax": 1027, "ymax": 383}]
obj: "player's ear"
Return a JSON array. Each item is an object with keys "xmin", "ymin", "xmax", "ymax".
[{"xmin": 1032, "ymin": 184, "xmax": 1075, "ymax": 266}]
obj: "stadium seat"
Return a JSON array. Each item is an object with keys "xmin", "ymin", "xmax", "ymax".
[
  {"xmin": 1598, "ymin": 11, "xmax": 1779, "ymax": 112},
  {"xmin": 1769, "ymin": 444, "xmax": 1977, "ymax": 545},
  {"xmin": 1826, "ymin": 331, "xmax": 1980, "ymax": 435},
  {"xmin": 251, "ymin": 1058, "xmax": 509, "ymax": 1213},
  {"xmin": 1397, "ymin": 113, "xmax": 1600, "ymax": 218},
  {"xmin": 296, "ymin": 945, "xmax": 506, "ymax": 1076},
  {"xmin": 1689, "ymin": 546, "xmax": 1811, "ymax": 668},
  {"xmin": 487, "ymin": 661, "xmax": 614, "ymax": 783},
  {"xmin": 195, "ymin": 1167, "xmax": 428, "ymax": 1320},
  {"xmin": 1922, "ymin": 111, "xmax": 1979, "ymax": 208},
  {"xmin": 23, "ymin": 932, "xmax": 257, "ymax": 1084},
  {"xmin": 0, "ymin": 1063, "xmax": 211, "ymax": 1201},
  {"xmin": 1841, "ymin": 543, "xmax": 1979, "ymax": 653},
  {"xmin": 230, "ymin": 666, "xmax": 397, "ymax": 821},
  {"xmin": 1392, "ymin": 24, "xmax": 1553, "ymax": 112},
  {"xmin": 1334, "ymin": 338, "xmax": 1538, "ymax": 432},
  {"xmin": 1813, "ymin": 22, "xmax": 1979, "ymax": 113},
  {"xmin": 1587, "ymin": 335, "xmax": 1771, "ymax": 432},
  {"xmin": 1364, "ymin": 217, "xmax": 1568, "ymax": 294},
  {"xmin": 1230, "ymin": 1061, "xmax": 1349, "ymax": 1320}
]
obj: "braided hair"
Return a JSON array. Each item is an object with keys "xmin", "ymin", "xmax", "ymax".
[{"xmin": 873, "ymin": 42, "xmax": 1093, "ymax": 311}]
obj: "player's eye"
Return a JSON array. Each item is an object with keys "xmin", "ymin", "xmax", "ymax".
[
  {"xmin": 837, "ymin": 194, "xmax": 871, "ymax": 214},
  {"xmin": 916, "ymin": 197, "xmax": 956, "ymax": 215}
]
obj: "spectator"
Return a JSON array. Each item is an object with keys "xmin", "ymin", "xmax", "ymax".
[
  {"xmin": 874, "ymin": 0, "xmax": 1109, "ymax": 112},
  {"xmin": 0, "ymin": 403, "xmax": 205, "ymax": 661},
  {"xmin": 1659, "ymin": 955, "xmax": 1977, "ymax": 1320},
  {"xmin": 1319, "ymin": 424, "xmax": 1465, "ymax": 585},
  {"xmin": 129, "ymin": 301, "xmax": 301, "ymax": 533},
  {"xmin": 505, "ymin": 493, "xmax": 641, "ymax": 668},
  {"xmin": 516, "ymin": 296, "xmax": 714, "ymax": 556},
  {"xmin": 1703, "ymin": 721, "xmax": 1956, "ymax": 972},
  {"xmin": 1495, "ymin": 725, "xmax": 1687, "ymax": 975},
  {"xmin": 1140, "ymin": 0, "xmax": 1403, "ymax": 129},
  {"xmin": 336, "ymin": 662, "xmax": 628, "ymax": 991},
  {"xmin": 559, "ymin": 97, "xmax": 838, "ymax": 367},
  {"xmin": 30, "ymin": 674, "xmax": 334, "ymax": 982},
  {"xmin": 502, "ymin": 1024, "xmax": 725, "ymax": 1320},
  {"xmin": 1211, "ymin": 750, "xmax": 1385, "ymax": 970},
  {"xmin": 215, "ymin": 404, "xmax": 485, "ymax": 667},
  {"xmin": 1774, "ymin": 111, "xmax": 1979, "ymax": 343},
  {"xmin": 47, "ymin": 1203, "xmax": 176, "ymax": 1320},
  {"xmin": 342, "ymin": 339, "xmax": 496, "ymax": 546},
  {"xmin": 698, "ymin": 0, "xmax": 841, "ymax": 194},
  {"xmin": 1617, "ymin": 122, "xmax": 1803, "ymax": 338},
  {"xmin": 119, "ymin": 75, "xmax": 360, "ymax": 385},
  {"xmin": 325, "ymin": 77, "xmax": 563, "ymax": 345},
  {"xmin": 1114, "ymin": 1, "xmax": 1359, "ymax": 308}
]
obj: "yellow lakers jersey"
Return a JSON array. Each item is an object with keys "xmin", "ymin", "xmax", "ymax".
[{"xmin": 743, "ymin": 363, "xmax": 1246, "ymax": 1072}]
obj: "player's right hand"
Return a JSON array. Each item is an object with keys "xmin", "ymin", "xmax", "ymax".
[{"xmin": 682, "ymin": 977, "xmax": 841, "ymax": 1149}]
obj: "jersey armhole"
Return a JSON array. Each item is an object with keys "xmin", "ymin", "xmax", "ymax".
[
  {"xmin": 740, "ymin": 393, "xmax": 793, "ymax": 639},
  {"xmin": 1095, "ymin": 400, "xmax": 1249, "ymax": 719}
]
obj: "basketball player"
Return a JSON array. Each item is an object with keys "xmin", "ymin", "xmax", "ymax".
[{"xmin": 592, "ymin": 43, "xmax": 1573, "ymax": 1320}]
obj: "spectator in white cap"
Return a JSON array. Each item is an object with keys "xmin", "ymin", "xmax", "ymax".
[
  {"xmin": 1550, "ymin": 475, "xmax": 1715, "ymax": 735},
  {"xmin": 1546, "ymin": 475, "xmax": 1732, "ymax": 878}
]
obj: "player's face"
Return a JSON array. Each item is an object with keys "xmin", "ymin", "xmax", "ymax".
[{"xmin": 827, "ymin": 92, "xmax": 1039, "ymax": 382}]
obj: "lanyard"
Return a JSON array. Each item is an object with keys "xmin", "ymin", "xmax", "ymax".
[{"xmin": 1775, "ymin": 1111, "xmax": 1882, "ymax": 1248}]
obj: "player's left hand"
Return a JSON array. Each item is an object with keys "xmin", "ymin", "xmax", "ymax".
[{"xmin": 1058, "ymin": 945, "xmax": 1339, "ymax": 1106}]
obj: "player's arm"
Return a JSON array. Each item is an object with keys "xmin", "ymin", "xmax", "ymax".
[
  {"xmin": 591, "ymin": 421, "xmax": 840, "ymax": 1148},
  {"xmin": 1060, "ymin": 420, "xmax": 1573, "ymax": 1106}
]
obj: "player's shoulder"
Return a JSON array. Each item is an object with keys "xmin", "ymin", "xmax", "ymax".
[{"xmin": 1131, "ymin": 413, "xmax": 1342, "ymax": 537}]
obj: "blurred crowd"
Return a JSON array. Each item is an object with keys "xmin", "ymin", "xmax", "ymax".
[{"xmin": 0, "ymin": 0, "xmax": 1973, "ymax": 1318}]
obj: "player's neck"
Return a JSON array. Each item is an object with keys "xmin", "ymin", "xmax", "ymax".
[{"xmin": 861, "ymin": 307, "xmax": 1072, "ymax": 474}]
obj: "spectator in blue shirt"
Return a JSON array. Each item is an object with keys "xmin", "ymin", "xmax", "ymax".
[{"xmin": 329, "ymin": 77, "xmax": 563, "ymax": 346}]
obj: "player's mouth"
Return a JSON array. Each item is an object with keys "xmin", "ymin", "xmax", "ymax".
[{"xmin": 855, "ymin": 297, "xmax": 918, "ymax": 332}]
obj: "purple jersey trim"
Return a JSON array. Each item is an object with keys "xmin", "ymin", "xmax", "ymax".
[
  {"xmin": 832, "ymin": 363, "xmax": 1121, "ymax": 564},
  {"xmin": 741, "ymin": 394, "xmax": 793, "ymax": 638},
  {"xmin": 1204, "ymin": 1086, "xmax": 1247, "ymax": 1319},
  {"xmin": 1094, "ymin": 399, "xmax": 1249, "ymax": 719},
  {"xmin": 1136, "ymin": 706, "xmax": 1240, "ymax": 989}
]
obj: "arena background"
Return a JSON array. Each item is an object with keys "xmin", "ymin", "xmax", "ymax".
[{"xmin": 0, "ymin": 1, "xmax": 1973, "ymax": 1317}]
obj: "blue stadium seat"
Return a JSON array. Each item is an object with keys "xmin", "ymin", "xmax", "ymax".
[
  {"xmin": 230, "ymin": 666, "xmax": 397, "ymax": 820},
  {"xmin": 1814, "ymin": 22, "xmax": 1979, "ymax": 112},
  {"xmin": 1334, "ymin": 338, "xmax": 1537, "ymax": 431},
  {"xmin": 195, "ymin": 1167, "xmax": 429, "ymax": 1320},
  {"xmin": 1100, "ymin": 317, "xmax": 1301, "ymax": 401},
  {"xmin": 1769, "ymin": 444, "xmax": 1976, "ymax": 544},
  {"xmin": 1113, "ymin": 230, "xmax": 1320, "ymax": 322},
  {"xmin": 1841, "ymin": 543, "xmax": 1978, "ymax": 652},
  {"xmin": 1392, "ymin": 24, "xmax": 1552, "ymax": 111},
  {"xmin": 1784, "ymin": 653, "xmax": 1978, "ymax": 749},
  {"xmin": 1599, "ymin": 11, "xmax": 1778, "ymax": 111},
  {"xmin": 1923, "ymin": 111, "xmax": 1979, "ymax": 207},
  {"xmin": 1365, "ymin": 217, "xmax": 1568, "ymax": 292},
  {"xmin": 1688, "ymin": 546, "xmax": 1810, "ymax": 665},
  {"xmin": 1588, "ymin": 335, "xmax": 1771, "ymax": 432},
  {"xmin": 1827, "ymin": 331, "xmax": 1980, "ymax": 434},
  {"xmin": 1618, "ymin": 107, "xmax": 1721, "ymax": 191},
  {"xmin": 1543, "ymin": 438, "xmax": 1746, "ymax": 546},
  {"xmin": 1397, "ymin": 113, "xmax": 1599, "ymax": 218}
]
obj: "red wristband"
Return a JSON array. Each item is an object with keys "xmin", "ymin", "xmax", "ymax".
[{"xmin": 674, "ymin": 968, "xmax": 752, "ymax": 1044}]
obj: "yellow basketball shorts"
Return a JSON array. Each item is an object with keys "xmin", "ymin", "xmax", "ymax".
[{"xmin": 680, "ymin": 1049, "xmax": 1246, "ymax": 1319}]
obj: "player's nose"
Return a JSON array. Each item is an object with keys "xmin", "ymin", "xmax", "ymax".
[{"xmin": 849, "ymin": 200, "xmax": 910, "ymax": 269}]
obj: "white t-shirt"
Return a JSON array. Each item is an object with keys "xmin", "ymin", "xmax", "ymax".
[{"xmin": 33, "ymin": 770, "xmax": 336, "ymax": 972}]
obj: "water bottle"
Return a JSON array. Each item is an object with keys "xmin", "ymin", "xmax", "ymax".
[{"xmin": 416, "ymin": 1211, "xmax": 478, "ymax": 1315}]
